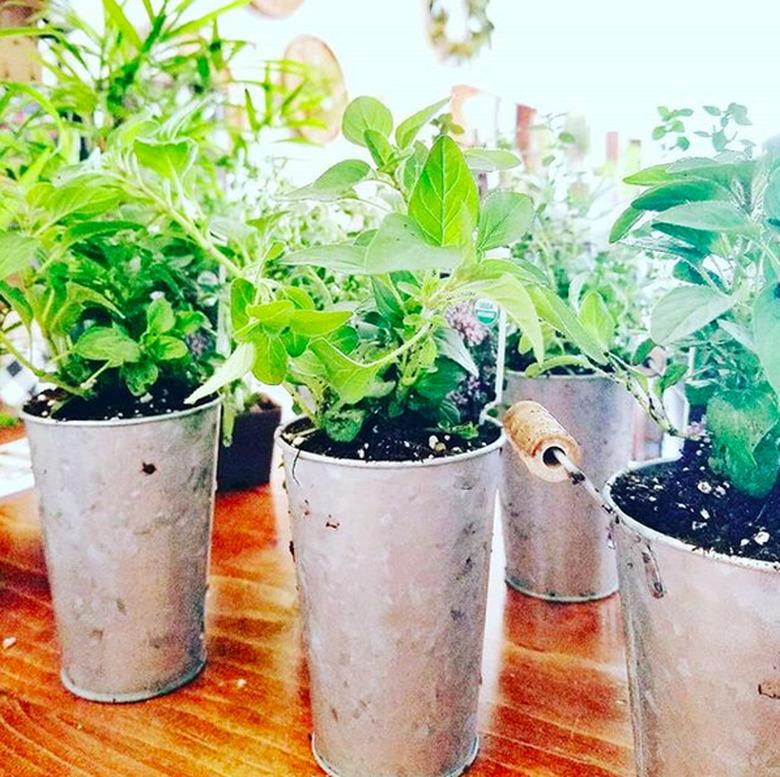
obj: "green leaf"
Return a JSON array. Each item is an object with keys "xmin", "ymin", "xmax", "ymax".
[
  {"xmin": 231, "ymin": 277, "xmax": 255, "ymax": 333},
  {"xmin": 463, "ymin": 148, "xmax": 522, "ymax": 173},
  {"xmin": 284, "ymin": 159, "xmax": 371, "ymax": 201},
  {"xmin": 414, "ymin": 358, "xmax": 466, "ymax": 403},
  {"xmin": 74, "ymin": 327, "xmax": 141, "ymax": 365},
  {"xmin": 409, "ymin": 135, "xmax": 479, "ymax": 247},
  {"xmin": 310, "ymin": 340, "xmax": 382, "ymax": 404},
  {"xmin": 365, "ymin": 214, "xmax": 462, "ymax": 274},
  {"xmin": 624, "ymin": 164, "xmax": 673, "ymax": 186},
  {"xmin": 528, "ymin": 287, "xmax": 607, "ymax": 364},
  {"xmin": 578, "ymin": 291, "xmax": 616, "ymax": 350},
  {"xmin": 631, "ymin": 179, "xmax": 728, "ymax": 211},
  {"xmin": 149, "ymin": 335, "xmax": 188, "ymax": 361},
  {"xmin": 281, "ymin": 244, "xmax": 367, "ymax": 274},
  {"xmin": 122, "ymin": 360, "xmax": 159, "ymax": 396},
  {"xmin": 103, "ymin": 0, "xmax": 142, "ymax": 50},
  {"xmin": 322, "ymin": 407, "xmax": 367, "ymax": 442},
  {"xmin": 289, "ymin": 309, "xmax": 352, "ymax": 336},
  {"xmin": 524, "ymin": 355, "xmax": 591, "ymax": 377},
  {"xmin": 434, "ymin": 327, "xmax": 478, "ymax": 376},
  {"xmin": 609, "ymin": 206, "xmax": 643, "ymax": 243},
  {"xmin": 395, "ymin": 98, "xmax": 449, "ymax": 148},
  {"xmin": 252, "ymin": 332, "xmax": 288, "ymax": 384},
  {"xmin": 652, "ymin": 201, "xmax": 754, "ymax": 234},
  {"xmin": 753, "ymin": 284, "xmax": 780, "ymax": 399},
  {"xmin": 765, "ymin": 169, "xmax": 780, "ymax": 225},
  {"xmin": 650, "ymin": 285, "xmax": 734, "ymax": 344},
  {"xmin": 707, "ymin": 388, "xmax": 780, "ymax": 498},
  {"xmin": 246, "ymin": 300, "xmax": 294, "ymax": 332},
  {"xmin": 187, "ymin": 342, "xmax": 255, "ymax": 404},
  {"xmin": 146, "ymin": 297, "xmax": 175, "ymax": 335},
  {"xmin": 0, "ymin": 233, "xmax": 38, "ymax": 279},
  {"xmin": 477, "ymin": 191, "xmax": 534, "ymax": 251},
  {"xmin": 364, "ymin": 129, "xmax": 395, "ymax": 170},
  {"xmin": 342, "ymin": 96, "xmax": 393, "ymax": 147},
  {"xmin": 133, "ymin": 137, "xmax": 198, "ymax": 179}
]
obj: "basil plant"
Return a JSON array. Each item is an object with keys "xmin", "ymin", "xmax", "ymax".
[
  {"xmin": 191, "ymin": 96, "xmax": 610, "ymax": 443},
  {"xmin": 606, "ymin": 146, "xmax": 780, "ymax": 498}
]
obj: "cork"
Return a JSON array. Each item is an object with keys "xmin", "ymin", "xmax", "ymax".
[{"xmin": 503, "ymin": 400, "xmax": 581, "ymax": 483}]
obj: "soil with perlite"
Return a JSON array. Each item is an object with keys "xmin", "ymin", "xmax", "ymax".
[
  {"xmin": 282, "ymin": 416, "xmax": 501, "ymax": 463},
  {"xmin": 24, "ymin": 383, "xmax": 210, "ymax": 421},
  {"xmin": 611, "ymin": 441, "xmax": 780, "ymax": 564}
]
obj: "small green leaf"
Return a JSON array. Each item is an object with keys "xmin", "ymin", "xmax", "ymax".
[
  {"xmin": 133, "ymin": 137, "xmax": 198, "ymax": 179},
  {"xmin": 284, "ymin": 159, "xmax": 371, "ymax": 202},
  {"xmin": 146, "ymin": 297, "xmax": 175, "ymax": 335},
  {"xmin": 246, "ymin": 300, "xmax": 294, "ymax": 332},
  {"xmin": 342, "ymin": 96, "xmax": 393, "ymax": 147},
  {"xmin": 231, "ymin": 277, "xmax": 255, "ymax": 333},
  {"xmin": 609, "ymin": 206, "xmax": 643, "ymax": 243},
  {"xmin": 322, "ymin": 407, "xmax": 367, "ymax": 442},
  {"xmin": 187, "ymin": 343, "xmax": 255, "ymax": 404},
  {"xmin": 0, "ymin": 233, "xmax": 38, "ymax": 279},
  {"xmin": 463, "ymin": 148, "xmax": 522, "ymax": 173},
  {"xmin": 753, "ymin": 284, "xmax": 780, "ymax": 399},
  {"xmin": 122, "ymin": 360, "xmax": 159, "ymax": 396},
  {"xmin": 309, "ymin": 340, "xmax": 382, "ymax": 404},
  {"xmin": 395, "ymin": 98, "xmax": 448, "ymax": 148},
  {"xmin": 650, "ymin": 285, "xmax": 734, "ymax": 344},
  {"xmin": 631, "ymin": 179, "xmax": 727, "ymax": 211},
  {"xmin": 74, "ymin": 327, "xmax": 141, "ymax": 365},
  {"xmin": 434, "ymin": 327, "xmax": 478, "ymax": 376},
  {"xmin": 477, "ymin": 191, "xmax": 534, "ymax": 251},
  {"xmin": 409, "ymin": 135, "xmax": 479, "ymax": 247},
  {"xmin": 578, "ymin": 291, "xmax": 616, "ymax": 350},
  {"xmin": 364, "ymin": 129, "xmax": 395, "ymax": 170},
  {"xmin": 289, "ymin": 309, "xmax": 352, "ymax": 336},
  {"xmin": 623, "ymin": 164, "xmax": 673, "ymax": 186},
  {"xmin": 149, "ymin": 335, "xmax": 188, "ymax": 361},
  {"xmin": 252, "ymin": 332, "xmax": 288, "ymax": 384},
  {"xmin": 281, "ymin": 244, "xmax": 367, "ymax": 274}
]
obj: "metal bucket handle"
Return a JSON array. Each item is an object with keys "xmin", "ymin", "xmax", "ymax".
[{"xmin": 504, "ymin": 400, "xmax": 666, "ymax": 599}]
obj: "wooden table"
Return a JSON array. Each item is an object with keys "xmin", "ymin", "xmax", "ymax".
[{"xmin": 0, "ymin": 467, "xmax": 633, "ymax": 776}]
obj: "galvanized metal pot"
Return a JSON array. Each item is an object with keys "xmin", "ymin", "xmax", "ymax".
[
  {"xmin": 500, "ymin": 373, "xmax": 634, "ymax": 601},
  {"xmin": 279, "ymin": 423, "xmax": 504, "ymax": 777},
  {"xmin": 22, "ymin": 398, "xmax": 221, "ymax": 703},
  {"xmin": 606, "ymin": 461, "xmax": 780, "ymax": 777}
]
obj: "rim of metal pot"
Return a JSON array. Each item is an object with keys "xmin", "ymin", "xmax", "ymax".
[
  {"xmin": 276, "ymin": 416, "xmax": 505, "ymax": 470},
  {"xmin": 605, "ymin": 457, "xmax": 780, "ymax": 575},
  {"xmin": 20, "ymin": 395, "xmax": 222, "ymax": 429},
  {"xmin": 505, "ymin": 369, "xmax": 608, "ymax": 381}
]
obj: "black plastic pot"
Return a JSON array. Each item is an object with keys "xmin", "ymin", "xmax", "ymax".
[{"xmin": 217, "ymin": 399, "xmax": 282, "ymax": 492}]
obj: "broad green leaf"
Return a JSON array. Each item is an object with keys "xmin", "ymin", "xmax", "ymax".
[
  {"xmin": 578, "ymin": 291, "xmax": 615, "ymax": 350},
  {"xmin": 134, "ymin": 137, "xmax": 197, "ymax": 179},
  {"xmin": 246, "ymin": 300, "xmax": 294, "ymax": 332},
  {"xmin": 528, "ymin": 286, "xmax": 607, "ymax": 364},
  {"xmin": 342, "ymin": 96, "xmax": 393, "ymax": 147},
  {"xmin": 322, "ymin": 407, "xmax": 367, "ymax": 442},
  {"xmin": 0, "ymin": 233, "xmax": 38, "ymax": 279},
  {"xmin": 631, "ymin": 179, "xmax": 728, "ymax": 211},
  {"xmin": 708, "ymin": 388, "xmax": 780, "ymax": 497},
  {"xmin": 364, "ymin": 129, "xmax": 395, "ymax": 170},
  {"xmin": 252, "ymin": 332, "xmax": 288, "ymax": 384},
  {"xmin": 753, "ymin": 284, "xmax": 780, "ymax": 399},
  {"xmin": 365, "ymin": 214, "xmax": 462, "ymax": 274},
  {"xmin": 650, "ymin": 285, "xmax": 734, "ymax": 344},
  {"xmin": 149, "ymin": 335, "xmax": 188, "ymax": 361},
  {"xmin": 231, "ymin": 277, "xmax": 255, "ymax": 333},
  {"xmin": 609, "ymin": 206, "xmax": 643, "ymax": 243},
  {"xmin": 395, "ymin": 98, "xmax": 448, "ymax": 148},
  {"xmin": 477, "ymin": 191, "xmax": 533, "ymax": 251},
  {"xmin": 289, "ymin": 309, "xmax": 352, "ymax": 336},
  {"xmin": 409, "ymin": 135, "xmax": 479, "ymax": 247},
  {"xmin": 652, "ymin": 201, "xmax": 754, "ymax": 234},
  {"xmin": 188, "ymin": 343, "xmax": 256, "ymax": 404},
  {"xmin": 146, "ymin": 297, "xmax": 175, "ymax": 335},
  {"xmin": 284, "ymin": 160, "xmax": 371, "ymax": 201},
  {"xmin": 310, "ymin": 339, "xmax": 382, "ymax": 404},
  {"xmin": 74, "ymin": 326, "xmax": 141, "ymax": 365},
  {"xmin": 122, "ymin": 360, "xmax": 159, "ymax": 397},
  {"xmin": 463, "ymin": 148, "xmax": 521, "ymax": 173},
  {"xmin": 414, "ymin": 358, "xmax": 467, "ymax": 403},
  {"xmin": 434, "ymin": 327, "xmax": 478, "ymax": 376}
]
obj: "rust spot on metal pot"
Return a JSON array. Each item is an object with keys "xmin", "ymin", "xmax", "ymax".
[
  {"xmin": 325, "ymin": 520, "xmax": 340, "ymax": 530},
  {"xmin": 141, "ymin": 462, "xmax": 157, "ymax": 475},
  {"xmin": 288, "ymin": 541, "xmax": 295, "ymax": 560},
  {"xmin": 759, "ymin": 680, "xmax": 780, "ymax": 699}
]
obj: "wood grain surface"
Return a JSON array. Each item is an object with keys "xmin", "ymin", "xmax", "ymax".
[{"xmin": 0, "ymin": 463, "xmax": 633, "ymax": 776}]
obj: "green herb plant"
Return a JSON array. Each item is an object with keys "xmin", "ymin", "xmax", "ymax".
[
  {"xmin": 189, "ymin": 96, "xmax": 610, "ymax": 444},
  {"xmin": 604, "ymin": 112, "xmax": 780, "ymax": 498}
]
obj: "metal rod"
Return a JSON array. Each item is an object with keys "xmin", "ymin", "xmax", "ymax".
[{"xmin": 550, "ymin": 447, "xmax": 616, "ymax": 516}]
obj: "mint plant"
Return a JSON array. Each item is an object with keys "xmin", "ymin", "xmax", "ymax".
[
  {"xmin": 190, "ymin": 96, "xmax": 608, "ymax": 443},
  {"xmin": 609, "ymin": 143, "xmax": 780, "ymax": 498}
]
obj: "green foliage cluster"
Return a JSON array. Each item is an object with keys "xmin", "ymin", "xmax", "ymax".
[{"xmin": 191, "ymin": 96, "xmax": 607, "ymax": 442}]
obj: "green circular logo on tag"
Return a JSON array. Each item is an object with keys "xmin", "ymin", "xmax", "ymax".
[{"xmin": 474, "ymin": 299, "xmax": 499, "ymax": 325}]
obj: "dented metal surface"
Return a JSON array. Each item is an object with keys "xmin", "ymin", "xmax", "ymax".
[
  {"xmin": 23, "ymin": 399, "xmax": 221, "ymax": 702},
  {"xmin": 279, "ymin": 423, "xmax": 504, "ymax": 777},
  {"xmin": 606, "ymin": 461, "xmax": 780, "ymax": 777},
  {"xmin": 500, "ymin": 373, "xmax": 634, "ymax": 601}
]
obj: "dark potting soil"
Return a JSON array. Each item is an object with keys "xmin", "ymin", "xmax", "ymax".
[
  {"xmin": 611, "ymin": 441, "xmax": 780, "ymax": 564},
  {"xmin": 24, "ymin": 382, "xmax": 212, "ymax": 422},
  {"xmin": 282, "ymin": 416, "xmax": 501, "ymax": 463}
]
